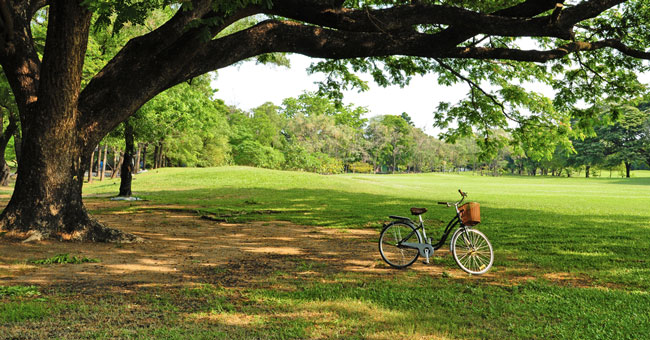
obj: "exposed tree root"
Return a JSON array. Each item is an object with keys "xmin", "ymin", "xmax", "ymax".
[{"xmin": 0, "ymin": 215, "xmax": 143, "ymax": 243}]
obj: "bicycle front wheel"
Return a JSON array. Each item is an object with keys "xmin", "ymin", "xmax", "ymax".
[
  {"xmin": 451, "ymin": 228, "xmax": 493, "ymax": 275},
  {"xmin": 379, "ymin": 221, "xmax": 421, "ymax": 268}
]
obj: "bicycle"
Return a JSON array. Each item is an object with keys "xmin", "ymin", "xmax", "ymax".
[{"xmin": 378, "ymin": 189, "xmax": 494, "ymax": 275}]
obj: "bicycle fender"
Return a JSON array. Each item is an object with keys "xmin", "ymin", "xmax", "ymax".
[{"xmin": 388, "ymin": 215, "xmax": 413, "ymax": 223}]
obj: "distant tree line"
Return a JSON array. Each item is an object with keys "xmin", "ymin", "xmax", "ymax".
[{"xmin": 1, "ymin": 76, "xmax": 648, "ymax": 184}]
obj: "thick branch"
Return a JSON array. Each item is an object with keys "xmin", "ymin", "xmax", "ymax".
[
  {"xmin": 37, "ymin": 1, "xmax": 91, "ymax": 121},
  {"xmin": 267, "ymin": 1, "xmax": 572, "ymax": 39},
  {"xmin": 78, "ymin": 1, "xmax": 265, "ymax": 140},
  {"xmin": 447, "ymin": 40, "xmax": 650, "ymax": 62},
  {"xmin": 182, "ymin": 20, "xmax": 649, "ymax": 81},
  {"xmin": 558, "ymin": 0, "xmax": 627, "ymax": 28},
  {"xmin": 0, "ymin": 1, "xmax": 41, "ymax": 114}
]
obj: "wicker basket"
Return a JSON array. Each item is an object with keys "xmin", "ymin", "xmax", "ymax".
[{"xmin": 459, "ymin": 202, "xmax": 480, "ymax": 226}]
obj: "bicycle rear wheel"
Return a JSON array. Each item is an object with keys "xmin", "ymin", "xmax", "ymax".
[
  {"xmin": 379, "ymin": 221, "xmax": 421, "ymax": 268},
  {"xmin": 450, "ymin": 228, "xmax": 493, "ymax": 275}
]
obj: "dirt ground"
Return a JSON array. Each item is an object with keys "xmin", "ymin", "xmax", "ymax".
[{"xmin": 0, "ymin": 200, "xmax": 467, "ymax": 293}]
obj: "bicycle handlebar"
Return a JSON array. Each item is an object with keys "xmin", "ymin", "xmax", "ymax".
[{"xmin": 439, "ymin": 190, "xmax": 467, "ymax": 208}]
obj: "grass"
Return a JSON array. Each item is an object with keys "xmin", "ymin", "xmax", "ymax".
[
  {"xmin": 2, "ymin": 166, "xmax": 650, "ymax": 339},
  {"xmin": 86, "ymin": 167, "xmax": 650, "ymax": 289},
  {"xmin": 0, "ymin": 285, "xmax": 40, "ymax": 297},
  {"xmin": 30, "ymin": 253, "xmax": 101, "ymax": 265}
]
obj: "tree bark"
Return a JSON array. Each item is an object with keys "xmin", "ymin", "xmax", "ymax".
[
  {"xmin": 111, "ymin": 150, "xmax": 123, "ymax": 180},
  {"xmin": 119, "ymin": 119, "xmax": 134, "ymax": 197},
  {"xmin": 0, "ymin": 2, "xmax": 137, "ymax": 242},
  {"xmin": 87, "ymin": 146, "xmax": 94, "ymax": 183}
]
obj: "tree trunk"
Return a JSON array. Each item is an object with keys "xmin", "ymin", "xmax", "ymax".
[
  {"xmin": 111, "ymin": 150, "xmax": 123, "ymax": 180},
  {"xmin": 133, "ymin": 143, "xmax": 141, "ymax": 175},
  {"xmin": 119, "ymin": 119, "xmax": 134, "ymax": 197},
  {"xmin": 88, "ymin": 146, "xmax": 95, "ymax": 183},
  {"xmin": 142, "ymin": 143, "xmax": 148, "ymax": 171},
  {"xmin": 95, "ymin": 144, "xmax": 101, "ymax": 176},
  {"xmin": 157, "ymin": 142, "xmax": 165, "ymax": 169},
  {"xmin": 625, "ymin": 162, "xmax": 631, "ymax": 178},
  {"xmin": 13, "ymin": 128, "xmax": 22, "ymax": 166},
  {"xmin": 153, "ymin": 144, "xmax": 159, "ymax": 169},
  {"xmin": 0, "ymin": 121, "xmax": 136, "ymax": 241},
  {"xmin": 0, "ymin": 112, "xmax": 18, "ymax": 186},
  {"xmin": 100, "ymin": 145, "xmax": 107, "ymax": 181},
  {"xmin": 0, "ymin": 2, "xmax": 137, "ymax": 242},
  {"xmin": 585, "ymin": 165, "xmax": 590, "ymax": 178}
]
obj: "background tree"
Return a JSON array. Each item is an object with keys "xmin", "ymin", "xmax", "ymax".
[
  {"xmin": 599, "ymin": 104, "xmax": 649, "ymax": 178},
  {"xmin": 568, "ymin": 134, "xmax": 606, "ymax": 178}
]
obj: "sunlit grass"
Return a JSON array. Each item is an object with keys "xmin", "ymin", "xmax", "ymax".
[
  {"xmin": 84, "ymin": 166, "xmax": 650, "ymax": 289},
  {"xmin": 4, "ymin": 166, "xmax": 644, "ymax": 339}
]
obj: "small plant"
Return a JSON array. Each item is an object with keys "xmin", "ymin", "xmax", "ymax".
[
  {"xmin": 0, "ymin": 285, "xmax": 41, "ymax": 298},
  {"xmin": 31, "ymin": 254, "xmax": 100, "ymax": 265}
]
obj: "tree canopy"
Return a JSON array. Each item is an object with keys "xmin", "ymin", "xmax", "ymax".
[{"xmin": 1, "ymin": 0, "xmax": 650, "ymax": 241}]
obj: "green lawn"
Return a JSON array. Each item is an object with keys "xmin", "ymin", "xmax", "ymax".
[
  {"xmin": 85, "ymin": 166, "xmax": 650, "ymax": 288},
  {"xmin": 3, "ymin": 166, "xmax": 650, "ymax": 339}
]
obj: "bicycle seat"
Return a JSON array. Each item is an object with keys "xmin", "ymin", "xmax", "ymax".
[{"xmin": 410, "ymin": 207, "xmax": 427, "ymax": 215}]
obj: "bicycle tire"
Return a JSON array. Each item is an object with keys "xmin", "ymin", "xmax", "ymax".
[
  {"xmin": 379, "ymin": 221, "xmax": 421, "ymax": 268},
  {"xmin": 450, "ymin": 228, "xmax": 493, "ymax": 275}
]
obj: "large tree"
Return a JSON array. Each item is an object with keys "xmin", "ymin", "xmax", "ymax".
[{"xmin": 1, "ymin": 0, "xmax": 649, "ymax": 241}]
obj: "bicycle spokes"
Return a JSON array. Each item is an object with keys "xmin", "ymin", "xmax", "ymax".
[
  {"xmin": 379, "ymin": 222, "xmax": 421, "ymax": 268},
  {"xmin": 452, "ymin": 229, "xmax": 493, "ymax": 274}
]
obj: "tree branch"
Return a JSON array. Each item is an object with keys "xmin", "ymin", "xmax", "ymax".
[
  {"xmin": 434, "ymin": 57, "xmax": 521, "ymax": 125},
  {"xmin": 266, "ymin": 0, "xmax": 573, "ymax": 39}
]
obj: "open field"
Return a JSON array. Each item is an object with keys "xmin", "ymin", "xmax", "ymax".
[{"xmin": 1, "ymin": 167, "xmax": 649, "ymax": 339}]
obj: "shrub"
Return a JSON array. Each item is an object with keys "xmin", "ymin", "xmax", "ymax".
[
  {"xmin": 349, "ymin": 161, "xmax": 373, "ymax": 173},
  {"xmin": 233, "ymin": 140, "xmax": 285, "ymax": 169}
]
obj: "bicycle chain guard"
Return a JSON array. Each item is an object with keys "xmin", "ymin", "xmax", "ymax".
[{"xmin": 401, "ymin": 242, "xmax": 435, "ymax": 259}]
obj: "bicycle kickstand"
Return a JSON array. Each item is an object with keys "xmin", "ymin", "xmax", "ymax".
[{"xmin": 423, "ymin": 248, "xmax": 430, "ymax": 264}]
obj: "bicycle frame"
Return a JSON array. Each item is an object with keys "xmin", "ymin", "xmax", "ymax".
[
  {"xmin": 392, "ymin": 196, "xmax": 468, "ymax": 253},
  {"xmin": 406, "ymin": 210, "xmax": 464, "ymax": 250}
]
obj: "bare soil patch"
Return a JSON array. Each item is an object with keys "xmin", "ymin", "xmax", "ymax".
[{"xmin": 0, "ymin": 200, "xmax": 589, "ymax": 292}]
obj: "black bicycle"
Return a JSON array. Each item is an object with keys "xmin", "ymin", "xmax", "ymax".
[{"xmin": 378, "ymin": 189, "xmax": 493, "ymax": 275}]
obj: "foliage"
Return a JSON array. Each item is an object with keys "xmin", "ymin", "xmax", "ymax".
[
  {"xmin": 349, "ymin": 161, "xmax": 373, "ymax": 173},
  {"xmin": 233, "ymin": 140, "xmax": 285, "ymax": 169}
]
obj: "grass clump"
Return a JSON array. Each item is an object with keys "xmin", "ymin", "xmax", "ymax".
[
  {"xmin": 0, "ymin": 301, "xmax": 52, "ymax": 323},
  {"xmin": 0, "ymin": 285, "xmax": 40, "ymax": 298},
  {"xmin": 31, "ymin": 253, "xmax": 100, "ymax": 265}
]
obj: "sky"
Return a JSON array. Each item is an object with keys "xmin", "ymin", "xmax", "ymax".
[
  {"xmin": 212, "ymin": 55, "xmax": 467, "ymax": 136},
  {"xmin": 212, "ymin": 54, "xmax": 650, "ymax": 137}
]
